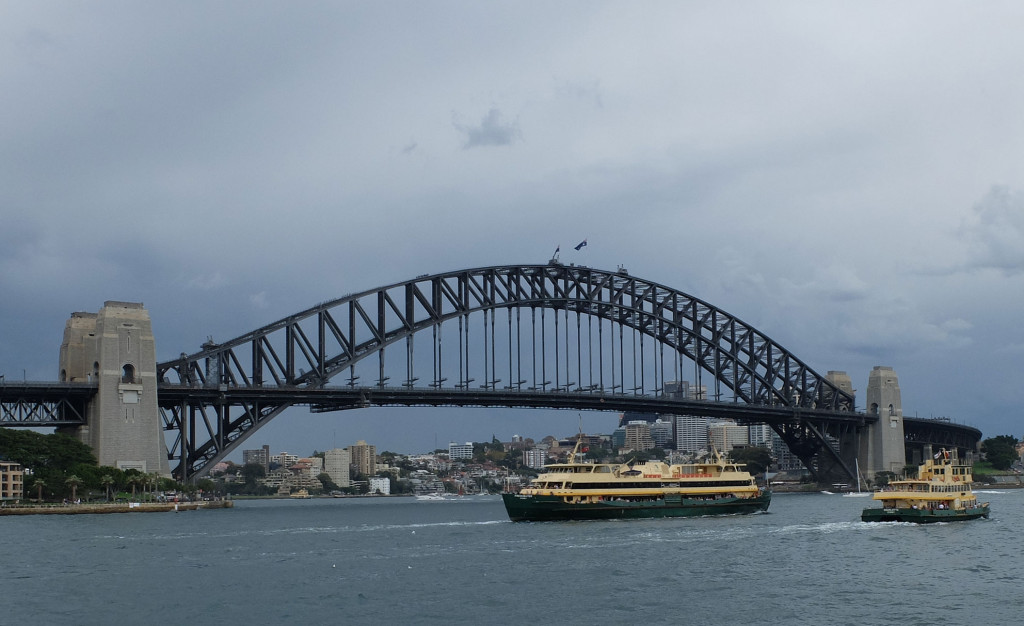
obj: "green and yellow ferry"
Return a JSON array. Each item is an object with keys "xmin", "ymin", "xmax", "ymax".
[
  {"xmin": 861, "ymin": 449, "xmax": 990, "ymax": 523},
  {"xmin": 502, "ymin": 439, "xmax": 770, "ymax": 522}
]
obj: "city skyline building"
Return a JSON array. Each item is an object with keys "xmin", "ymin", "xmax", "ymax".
[
  {"xmin": 708, "ymin": 420, "xmax": 748, "ymax": 454},
  {"xmin": 448, "ymin": 442, "xmax": 474, "ymax": 460},
  {"xmin": 350, "ymin": 440, "xmax": 376, "ymax": 477},
  {"xmin": 242, "ymin": 444, "xmax": 270, "ymax": 470},
  {"xmin": 624, "ymin": 421, "xmax": 655, "ymax": 452},
  {"xmin": 674, "ymin": 415, "xmax": 710, "ymax": 453},
  {"xmin": 323, "ymin": 448, "xmax": 351, "ymax": 488}
]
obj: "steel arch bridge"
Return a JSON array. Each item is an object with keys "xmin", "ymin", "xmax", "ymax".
[{"xmin": 156, "ymin": 263, "xmax": 868, "ymax": 482}]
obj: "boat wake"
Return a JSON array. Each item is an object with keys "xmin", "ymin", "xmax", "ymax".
[{"xmin": 769, "ymin": 521, "xmax": 870, "ymax": 535}]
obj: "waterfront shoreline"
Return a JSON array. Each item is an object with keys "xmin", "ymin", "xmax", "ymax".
[{"xmin": 0, "ymin": 500, "xmax": 233, "ymax": 516}]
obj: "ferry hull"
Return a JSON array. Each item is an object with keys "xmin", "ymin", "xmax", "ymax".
[
  {"xmin": 861, "ymin": 504, "xmax": 990, "ymax": 524},
  {"xmin": 502, "ymin": 491, "xmax": 771, "ymax": 522}
]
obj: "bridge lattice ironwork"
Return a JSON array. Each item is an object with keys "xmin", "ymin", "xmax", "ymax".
[{"xmin": 156, "ymin": 263, "xmax": 861, "ymax": 480}]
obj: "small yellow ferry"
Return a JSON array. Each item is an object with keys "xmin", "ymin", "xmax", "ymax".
[
  {"xmin": 861, "ymin": 449, "xmax": 990, "ymax": 523},
  {"xmin": 502, "ymin": 438, "xmax": 770, "ymax": 522}
]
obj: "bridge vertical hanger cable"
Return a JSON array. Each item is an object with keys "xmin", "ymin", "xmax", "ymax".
[
  {"xmin": 507, "ymin": 308, "xmax": 513, "ymax": 391},
  {"xmin": 531, "ymin": 307, "xmax": 537, "ymax": 390},
  {"xmin": 553, "ymin": 306, "xmax": 559, "ymax": 391},
  {"xmin": 541, "ymin": 307, "xmax": 547, "ymax": 390},
  {"xmin": 482, "ymin": 308, "xmax": 488, "ymax": 389},
  {"xmin": 565, "ymin": 305, "xmax": 573, "ymax": 389},
  {"xmin": 490, "ymin": 303, "xmax": 497, "ymax": 389}
]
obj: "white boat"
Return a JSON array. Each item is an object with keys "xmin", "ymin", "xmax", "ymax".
[
  {"xmin": 842, "ymin": 459, "xmax": 871, "ymax": 497},
  {"xmin": 415, "ymin": 493, "xmax": 453, "ymax": 501}
]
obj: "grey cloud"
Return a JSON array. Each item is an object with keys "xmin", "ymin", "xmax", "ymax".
[
  {"xmin": 960, "ymin": 185, "xmax": 1024, "ymax": 274},
  {"xmin": 454, "ymin": 108, "xmax": 521, "ymax": 149}
]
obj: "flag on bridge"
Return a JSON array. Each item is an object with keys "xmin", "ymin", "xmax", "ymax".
[
  {"xmin": 574, "ymin": 239, "xmax": 587, "ymax": 251},
  {"xmin": 552, "ymin": 245, "xmax": 560, "ymax": 258}
]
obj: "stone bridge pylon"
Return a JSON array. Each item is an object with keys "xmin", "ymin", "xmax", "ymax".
[{"xmin": 58, "ymin": 301, "xmax": 170, "ymax": 476}]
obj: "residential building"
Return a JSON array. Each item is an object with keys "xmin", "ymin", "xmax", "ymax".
[
  {"xmin": 323, "ymin": 448, "xmax": 351, "ymax": 488},
  {"xmin": 369, "ymin": 477, "xmax": 390, "ymax": 495},
  {"xmin": 448, "ymin": 442, "xmax": 474, "ymax": 460},
  {"xmin": 294, "ymin": 457, "xmax": 323, "ymax": 479},
  {"xmin": 349, "ymin": 440, "xmax": 376, "ymax": 477},
  {"xmin": 708, "ymin": 420, "xmax": 749, "ymax": 454},
  {"xmin": 271, "ymin": 452, "xmax": 298, "ymax": 468},
  {"xmin": 242, "ymin": 444, "xmax": 270, "ymax": 470},
  {"xmin": 523, "ymin": 448, "xmax": 547, "ymax": 469},
  {"xmin": 1, "ymin": 461, "xmax": 24, "ymax": 501},
  {"xmin": 675, "ymin": 415, "xmax": 710, "ymax": 453},
  {"xmin": 624, "ymin": 421, "xmax": 655, "ymax": 453},
  {"xmin": 650, "ymin": 419, "xmax": 674, "ymax": 449}
]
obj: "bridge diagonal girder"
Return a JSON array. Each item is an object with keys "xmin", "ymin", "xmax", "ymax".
[{"xmin": 156, "ymin": 264, "xmax": 856, "ymax": 479}]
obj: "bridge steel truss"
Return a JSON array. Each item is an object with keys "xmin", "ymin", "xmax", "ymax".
[
  {"xmin": 157, "ymin": 264, "xmax": 864, "ymax": 482},
  {"xmin": 0, "ymin": 382, "xmax": 92, "ymax": 426}
]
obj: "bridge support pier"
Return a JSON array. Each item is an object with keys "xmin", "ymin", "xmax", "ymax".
[
  {"xmin": 59, "ymin": 302, "xmax": 170, "ymax": 477},
  {"xmin": 860, "ymin": 366, "xmax": 905, "ymax": 482}
]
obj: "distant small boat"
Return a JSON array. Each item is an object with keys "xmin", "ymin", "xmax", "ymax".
[
  {"xmin": 289, "ymin": 489, "xmax": 311, "ymax": 499},
  {"xmin": 842, "ymin": 459, "xmax": 871, "ymax": 497},
  {"xmin": 415, "ymin": 493, "xmax": 454, "ymax": 501}
]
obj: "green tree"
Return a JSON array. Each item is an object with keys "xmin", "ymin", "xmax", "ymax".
[
  {"xmin": 65, "ymin": 474, "xmax": 82, "ymax": 501},
  {"xmin": 729, "ymin": 446, "xmax": 773, "ymax": 476},
  {"xmin": 125, "ymin": 472, "xmax": 142, "ymax": 499},
  {"xmin": 33, "ymin": 477, "xmax": 47, "ymax": 502},
  {"xmin": 981, "ymin": 435, "xmax": 1020, "ymax": 471},
  {"xmin": 318, "ymin": 472, "xmax": 340, "ymax": 492},
  {"xmin": 240, "ymin": 463, "xmax": 266, "ymax": 491},
  {"xmin": 874, "ymin": 471, "xmax": 896, "ymax": 487},
  {"xmin": 101, "ymin": 474, "xmax": 114, "ymax": 501},
  {"xmin": 0, "ymin": 430, "xmax": 96, "ymax": 472}
]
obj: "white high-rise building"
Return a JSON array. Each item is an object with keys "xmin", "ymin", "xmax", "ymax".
[
  {"xmin": 323, "ymin": 448, "xmax": 351, "ymax": 488},
  {"xmin": 748, "ymin": 424, "xmax": 774, "ymax": 447},
  {"xmin": 449, "ymin": 442, "xmax": 474, "ymax": 460},
  {"xmin": 674, "ymin": 415, "xmax": 710, "ymax": 453},
  {"xmin": 523, "ymin": 449, "xmax": 547, "ymax": 469}
]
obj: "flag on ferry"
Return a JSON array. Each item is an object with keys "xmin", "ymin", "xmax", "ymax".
[{"xmin": 574, "ymin": 239, "xmax": 587, "ymax": 250}]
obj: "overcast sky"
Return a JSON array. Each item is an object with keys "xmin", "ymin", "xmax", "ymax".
[{"xmin": 3, "ymin": 2, "xmax": 1023, "ymax": 459}]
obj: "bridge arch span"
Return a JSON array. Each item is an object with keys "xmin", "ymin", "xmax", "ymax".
[{"xmin": 157, "ymin": 264, "xmax": 855, "ymax": 479}]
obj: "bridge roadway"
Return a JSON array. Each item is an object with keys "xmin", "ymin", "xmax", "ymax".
[
  {"xmin": 156, "ymin": 383, "xmax": 870, "ymax": 424},
  {"xmin": 3, "ymin": 379, "xmax": 980, "ymax": 462}
]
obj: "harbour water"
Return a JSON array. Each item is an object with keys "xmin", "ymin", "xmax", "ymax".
[{"xmin": 5, "ymin": 489, "xmax": 1023, "ymax": 625}]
